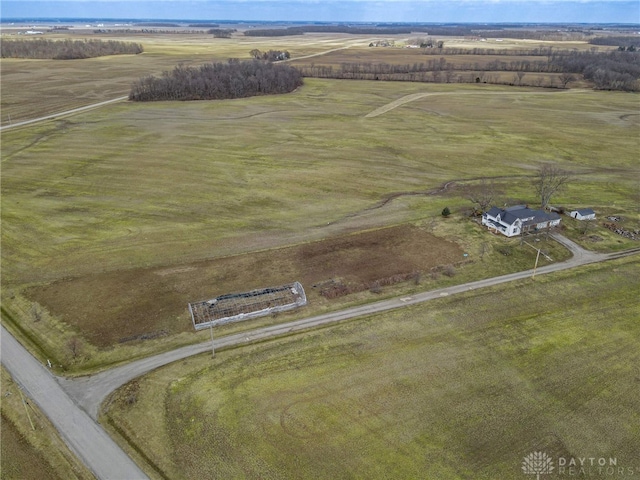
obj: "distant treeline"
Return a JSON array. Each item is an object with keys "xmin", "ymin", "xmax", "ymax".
[
  {"xmin": 553, "ymin": 50, "xmax": 640, "ymax": 91},
  {"xmin": 136, "ymin": 22, "xmax": 180, "ymax": 27},
  {"xmin": 244, "ymin": 25, "xmax": 423, "ymax": 36},
  {"xmin": 299, "ymin": 50, "xmax": 640, "ymax": 91},
  {"xmin": 1, "ymin": 38, "xmax": 143, "ymax": 59},
  {"xmin": 208, "ymin": 28, "xmax": 237, "ymax": 38},
  {"xmin": 589, "ymin": 36, "xmax": 640, "ymax": 48},
  {"xmin": 129, "ymin": 59, "xmax": 303, "ymax": 101},
  {"xmin": 93, "ymin": 29, "xmax": 205, "ymax": 34},
  {"xmin": 422, "ymin": 46, "xmax": 558, "ymax": 56},
  {"xmin": 243, "ymin": 24, "xmax": 592, "ymax": 40},
  {"xmin": 249, "ymin": 49, "xmax": 291, "ymax": 61}
]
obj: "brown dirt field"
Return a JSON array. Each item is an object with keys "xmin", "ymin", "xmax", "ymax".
[
  {"xmin": 26, "ymin": 224, "xmax": 462, "ymax": 347},
  {"xmin": 0, "ymin": 415, "xmax": 58, "ymax": 480}
]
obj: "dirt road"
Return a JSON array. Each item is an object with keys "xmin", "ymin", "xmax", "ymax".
[
  {"xmin": 0, "ymin": 96, "xmax": 129, "ymax": 132},
  {"xmin": 364, "ymin": 89, "xmax": 589, "ymax": 118}
]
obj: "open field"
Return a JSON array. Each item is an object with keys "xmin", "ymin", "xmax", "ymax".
[
  {"xmin": 1, "ymin": 32, "xmax": 638, "ymax": 372},
  {"xmin": 0, "ymin": 30, "xmax": 618, "ymax": 125},
  {"xmin": 102, "ymin": 256, "xmax": 640, "ymax": 480},
  {"xmin": 0, "ymin": 32, "xmax": 376, "ymax": 125}
]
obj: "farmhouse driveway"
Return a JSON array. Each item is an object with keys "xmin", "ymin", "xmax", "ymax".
[{"xmin": 2, "ymin": 234, "xmax": 638, "ymax": 479}]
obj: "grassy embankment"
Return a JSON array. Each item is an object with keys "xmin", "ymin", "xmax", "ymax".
[
  {"xmin": 1, "ymin": 33, "xmax": 638, "ymax": 373},
  {"xmin": 102, "ymin": 256, "xmax": 640, "ymax": 480}
]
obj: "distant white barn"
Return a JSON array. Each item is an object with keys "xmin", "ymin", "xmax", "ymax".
[{"xmin": 570, "ymin": 208, "xmax": 596, "ymax": 221}]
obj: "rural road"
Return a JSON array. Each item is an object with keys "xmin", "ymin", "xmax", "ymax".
[
  {"xmin": 62, "ymin": 233, "xmax": 635, "ymax": 421},
  {"xmin": 0, "ymin": 96, "xmax": 129, "ymax": 131},
  {"xmin": 0, "ymin": 326, "xmax": 149, "ymax": 480},
  {"xmin": 2, "ymin": 234, "xmax": 638, "ymax": 479}
]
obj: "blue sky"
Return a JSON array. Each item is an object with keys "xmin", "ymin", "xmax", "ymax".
[{"xmin": 2, "ymin": 0, "xmax": 639, "ymax": 24}]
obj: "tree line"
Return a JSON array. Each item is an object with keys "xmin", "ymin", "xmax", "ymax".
[
  {"xmin": 589, "ymin": 36, "xmax": 640, "ymax": 48},
  {"xmin": 249, "ymin": 49, "xmax": 291, "ymax": 61},
  {"xmin": 129, "ymin": 59, "xmax": 303, "ymax": 101},
  {"xmin": 421, "ymin": 46, "xmax": 558, "ymax": 57},
  {"xmin": 1, "ymin": 39, "xmax": 143, "ymax": 59},
  {"xmin": 208, "ymin": 28, "xmax": 236, "ymax": 38},
  {"xmin": 244, "ymin": 25, "xmax": 427, "ymax": 36},
  {"xmin": 552, "ymin": 50, "xmax": 639, "ymax": 91},
  {"xmin": 299, "ymin": 48, "xmax": 639, "ymax": 91},
  {"xmin": 93, "ymin": 29, "xmax": 206, "ymax": 35},
  {"xmin": 243, "ymin": 24, "xmax": 597, "ymax": 39}
]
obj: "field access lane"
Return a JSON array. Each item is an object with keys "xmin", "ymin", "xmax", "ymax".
[
  {"xmin": 0, "ymin": 326, "xmax": 149, "ymax": 480},
  {"xmin": 0, "ymin": 96, "xmax": 129, "ymax": 132}
]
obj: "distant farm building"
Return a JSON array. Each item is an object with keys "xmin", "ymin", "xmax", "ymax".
[
  {"xmin": 482, "ymin": 205, "xmax": 561, "ymax": 237},
  {"xmin": 570, "ymin": 208, "xmax": 596, "ymax": 221},
  {"xmin": 188, "ymin": 282, "xmax": 307, "ymax": 331}
]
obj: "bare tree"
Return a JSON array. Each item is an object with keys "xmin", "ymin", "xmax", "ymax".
[
  {"xmin": 581, "ymin": 217, "xmax": 596, "ymax": 235},
  {"xmin": 559, "ymin": 72, "xmax": 575, "ymax": 88},
  {"xmin": 479, "ymin": 241, "xmax": 490, "ymax": 261},
  {"xmin": 30, "ymin": 303, "xmax": 42, "ymax": 322},
  {"xmin": 67, "ymin": 337, "xmax": 83, "ymax": 359},
  {"xmin": 466, "ymin": 179, "xmax": 499, "ymax": 215},
  {"xmin": 534, "ymin": 164, "xmax": 571, "ymax": 209}
]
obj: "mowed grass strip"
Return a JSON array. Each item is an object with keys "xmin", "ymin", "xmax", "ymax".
[{"xmin": 103, "ymin": 257, "xmax": 640, "ymax": 480}]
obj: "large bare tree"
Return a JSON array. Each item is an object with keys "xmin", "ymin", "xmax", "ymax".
[
  {"xmin": 534, "ymin": 164, "xmax": 571, "ymax": 209},
  {"xmin": 466, "ymin": 179, "xmax": 500, "ymax": 214}
]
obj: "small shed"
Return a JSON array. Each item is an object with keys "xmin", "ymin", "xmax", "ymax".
[{"xmin": 570, "ymin": 208, "xmax": 596, "ymax": 221}]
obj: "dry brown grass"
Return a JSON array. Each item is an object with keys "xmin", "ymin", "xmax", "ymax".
[{"xmin": 26, "ymin": 224, "xmax": 462, "ymax": 347}]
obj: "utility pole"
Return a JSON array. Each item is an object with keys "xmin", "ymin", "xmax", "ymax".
[
  {"xmin": 209, "ymin": 324, "xmax": 215, "ymax": 358},
  {"xmin": 532, "ymin": 248, "xmax": 541, "ymax": 279},
  {"xmin": 18, "ymin": 389, "xmax": 35, "ymax": 431}
]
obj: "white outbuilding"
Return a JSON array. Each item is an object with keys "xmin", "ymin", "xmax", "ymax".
[{"xmin": 570, "ymin": 208, "xmax": 596, "ymax": 221}]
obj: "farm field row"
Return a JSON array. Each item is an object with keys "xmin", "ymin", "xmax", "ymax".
[{"xmin": 102, "ymin": 256, "xmax": 640, "ymax": 480}]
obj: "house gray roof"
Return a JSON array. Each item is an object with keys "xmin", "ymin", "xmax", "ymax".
[
  {"xmin": 485, "ymin": 206, "xmax": 559, "ymax": 226},
  {"xmin": 574, "ymin": 208, "xmax": 595, "ymax": 215},
  {"xmin": 486, "ymin": 207, "xmax": 503, "ymax": 217}
]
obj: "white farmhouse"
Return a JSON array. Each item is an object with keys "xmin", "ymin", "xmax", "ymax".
[
  {"xmin": 570, "ymin": 208, "xmax": 596, "ymax": 221},
  {"xmin": 482, "ymin": 205, "xmax": 562, "ymax": 237}
]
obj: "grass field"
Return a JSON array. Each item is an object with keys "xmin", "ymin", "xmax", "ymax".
[
  {"xmin": 1, "ymin": 33, "xmax": 638, "ymax": 371},
  {"xmin": 102, "ymin": 256, "xmax": 640, "ymax": 480}
]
